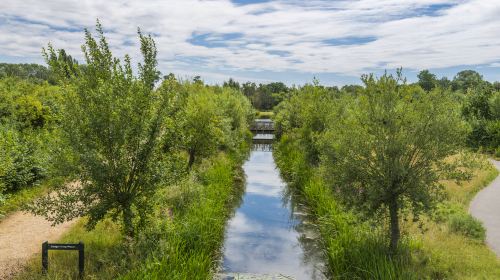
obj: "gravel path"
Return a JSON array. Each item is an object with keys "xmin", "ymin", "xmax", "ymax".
[
  {"xmin": 0, "ymin": 211, "xmax": 77, "ymax": 279},
  {"xmin": 470, "ymin": 159, "xmax": 500, "ymax": 257}
]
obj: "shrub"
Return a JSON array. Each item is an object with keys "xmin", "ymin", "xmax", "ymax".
[
  {"xmin": 449, "ymin": 213, "xmax": 486, "ymax": 241},
  {"xmin": 495, "ymin": 147, "xmax": 500, "ymax": 158},
  {"xmin": 432, "ymin": 202, "xmax": 462, "ymax": 223},
  {"xmin": 0, "ymin": 126, "xmax": 44, "ymax": 193}
]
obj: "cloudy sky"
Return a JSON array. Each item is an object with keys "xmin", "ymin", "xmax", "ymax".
[{"xmin": 0, "ymin": 0, "xmax": 499, "ymax": 85}]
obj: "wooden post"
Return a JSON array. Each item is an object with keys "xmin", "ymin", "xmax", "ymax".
[
  {"xmin": 42, "ymin": 241, "xmax": 48, "ymax": 275},
  {"xmin": 78, "ymin": 241, "xmax": 84, "ymax": 279}
]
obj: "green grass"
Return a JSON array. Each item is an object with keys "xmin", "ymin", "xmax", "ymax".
[
  {"xmin": 409, "ymin": 158, "xmax": 500, "ymax": 279},
  {"xmin": 15, "ymin": 153, "xmax": 245, "ymax": 280},
  {"xmin": 274, "ymin": 135, "xmax": 500, "ymax": 279},
  {"xmin": 16, "ymin": 218, "xmax": 124, "ymax": 279},
  {"xmin": 0, "ymin": 181, "xmax": 52, "ymax": 220},
  {"xmin": 255, "ymin": 111, "xmax": 274, "ymax": 119},
  {"xmin": 121, "ymin": 154, "xmax": 244, "ymax": 279},
  {"xmin": 441, "ymin": 158, "xmax": 499, "ymax": 206}
]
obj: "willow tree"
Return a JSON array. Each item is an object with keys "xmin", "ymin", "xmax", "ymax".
[
  {"xmin": 321, "ymin": 71, "xmax": 468, "ymax": 251},
  {"xmin": 29, "ymin": 22, "xmax": 171, "ymax": 237},
  {"xmin": 180, "ymin": 85, "xmax": 227, "ymax": 169}
]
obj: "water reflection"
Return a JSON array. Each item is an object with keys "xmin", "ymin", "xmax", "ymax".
[
  {"xmin": 253, "ymin": 134, "xmax": 275, "ymax": 140},
  {"xmin": 220, "ymin": 143, "xmax": 326, "ymax": 279},
  {"xmin": 252, "ymin": 143, "xmax": 273, "ymax": 152}
]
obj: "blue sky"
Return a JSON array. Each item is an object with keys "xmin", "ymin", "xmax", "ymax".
[{"xmin": 0, "ymin": 0, "xmax": 499, "ymax": 86}]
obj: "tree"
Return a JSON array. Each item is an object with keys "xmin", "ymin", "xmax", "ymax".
[
  {"xmin": 193, "ymin": 75, "xmax": 203, "ymax": 85},
  {"xmin": 417, "ymin": 69, "xmax": 437, "ymax": 91},
  {"xmin": 44, "ymin": 48, "xmax": 79, "ymax": 80},
  {"xmin": 163, "ymin": 72, "xmax": 176, "ymax": 82},
  {"xmin": 242, "ymin": 81, "xmax": 257, "ymax": 98},
  {"xmin": 0, "ymin": 63, "xmax": 54, "ymax": 84},
  {"xmin": 341, "ymin": 84, "xmax": 363, "ymax": 95},
  {"xmin": 29, "ymin": 22, "xmax": 171, "ymax": 237},
  {"xmin": 494, "ymin": 82, "xmax": 500, "ymax": 92},
  {"xmin": 438, "ymin": 76, "xmax": 451, "ymax": 89},
  {"xmin": 452, "ymin": 70, "xmax": 484, "ymax": 92},
  {"xmin": 223, "ymin": 78, "xmax": 240, "ymax": 91},
  {"xmin": 179, "ymin": 85, "xmax": 226, "ymax": 169},
  {"xmin": 320, "ymin": 71, "xmax": 467, "ymax": 251}
]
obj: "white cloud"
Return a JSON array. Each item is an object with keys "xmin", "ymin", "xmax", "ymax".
[{"xmin": 0, "ymin": 0, "xmax": 498, "ymax": 81}]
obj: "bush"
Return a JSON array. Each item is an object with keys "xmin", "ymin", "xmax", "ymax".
[
  {"xmin": 0, "ymin": 77, "xmax": 60, "ymax": 199},
  {"xmin": 449, "ymin": 213, "xmax": 486, "ymax": 241},
  {"xmin": 0, "ymin": 127, "xmax": 44, "ymax": 193},
  {"xmin": 0, "ymin": 193, "xmax": 7, "ymax": 210},
  {"xmin": 495, "ymin": 147, "xmax": 500, "ymax": 158},
  {"xmin": 433, "ymin": 202, "xmax": 486, "ymax": 241},
  {"xmin": 432, "ymin": 202, "xmax": 462, "ymax": 223}
]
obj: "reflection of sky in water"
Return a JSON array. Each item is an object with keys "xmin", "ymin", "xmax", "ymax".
[
  {"xmin": 253, "ymin": 134, "xmax": 275, "ymax": 140},
  {"xmin": 222, "ymin": 151, "xmax": 325, "ymax": 279}
]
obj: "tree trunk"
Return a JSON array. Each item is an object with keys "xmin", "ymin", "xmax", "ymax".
[
  {"xmin": 123, "ymin": 204, "xmax": 134, "ymax": 238},
  {"xmin": 188, "ymin": 149, "xmax": 196, "ymax": 169},
  {"xmin": 389, "ymin": 199, "xmax": 400, "ymax": 253}
]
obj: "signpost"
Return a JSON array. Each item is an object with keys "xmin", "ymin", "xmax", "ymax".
[{"xmin": 42, "ymin": 241, "xmax": 84, "ymax": 278}]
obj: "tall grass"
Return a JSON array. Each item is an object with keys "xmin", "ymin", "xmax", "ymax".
[
  {"xmin": 122, "ymin": 154, "xmax": 244, "ymax": 279},
  {"xmin": 15, "ymin": 153, "xmax": 245, "ymax": 280}
]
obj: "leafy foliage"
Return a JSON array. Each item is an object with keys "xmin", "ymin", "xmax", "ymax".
[
  {"xmin": 21, "ymin": 22, "xmax": 253, "ymax": 240},
  {"xmin": 28, "ymin": 23, "xmax": 171, "ymax": 237},
  {"xmin": 275, "ymin": 71, "xmax": 469, "ymax": 252},
  {"xmin": 0, "ymin": 63, "xmax": 54, "ymax": 84},
  {"xmin": 0, "ymin": 78, "xmax": 59, "ymax": 195},
  {"xmin": 449, "ymin": 213, "xmax": 486, "ymax": 241},
  {"xmin": 226, "ymin": 79, "xmax": 290, "ymax": 110},
  {"xmin": 417, "ymin": 69, "xmax": 438, "ymax": 91}
]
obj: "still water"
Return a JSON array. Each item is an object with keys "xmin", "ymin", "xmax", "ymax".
[{"xmin": 220, "ymin": 142, "xmax": 326, "ymax": 279}]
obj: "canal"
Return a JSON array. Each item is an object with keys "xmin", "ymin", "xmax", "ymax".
[{"xmin": 218, "ymin": 130, "xmax": 326, "ymax": 279}]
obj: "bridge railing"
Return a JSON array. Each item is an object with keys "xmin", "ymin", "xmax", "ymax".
[{"xmin": 250, "ymin": 120, "xmax": 275, "ymax": 132}]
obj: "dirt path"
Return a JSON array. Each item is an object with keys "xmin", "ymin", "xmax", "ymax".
[
  {"xmin": 470, "ymin": 159, "xmax": 500, "ymax": 257},
  {"xmin": 0, "ymin": 211, "xmax": 77, "ymax": 279}
]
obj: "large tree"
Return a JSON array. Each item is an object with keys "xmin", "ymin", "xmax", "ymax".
[
  {"xmin": 452, "ymin": 70, "xmax": 485, "ymax": 92},
  {"xmin": 321, "ymin": 71, "xmax": 467, "ymax": 251},
  {"xmin": 29, "ymin": 22, "xmax": 171, "ymax": 237},
  {"xmin": 417, "ymin": 69, "xmax": 438, "ymax": 91}
]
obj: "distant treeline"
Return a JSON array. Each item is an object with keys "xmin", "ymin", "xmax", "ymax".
[
  {"xmin": 222, "ymin": 69, "xmax": 500, "ymax": 153},
  {"xmin": 0, "ymin": 63, "xmax": 55, "ymax": 84},
  {"xmin": 221, "ymin": 69, "xmax": 500, "ymax": 111},
  {"xmin": 3, "ymin": 62, "xmax": 500, "ymax": 152}
]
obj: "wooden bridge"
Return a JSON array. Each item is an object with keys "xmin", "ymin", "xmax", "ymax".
[
  {"xmin": 251, "ymin": 120, "xmax": 274, "ymax": 147},
  {"xmin": 250, "ymin": 119, "xmax": 275, "ymax": 134}
]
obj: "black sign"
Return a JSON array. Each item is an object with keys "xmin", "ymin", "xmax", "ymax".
[{"xmin": 42, "ymin": 241, "xmax": 84, "ymax": 278}]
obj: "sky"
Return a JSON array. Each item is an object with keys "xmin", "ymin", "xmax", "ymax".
[{"xmin": 0, "ymin": 0, "xmax": 499, "ymax": 86}]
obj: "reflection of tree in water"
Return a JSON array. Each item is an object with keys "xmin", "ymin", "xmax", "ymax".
[
  {"xmin": 229, "ymin": 171, "xmax": 246, "ymax": 212},
  {"xmin": 281, "ymin": 170, "xmax": 328, "ymax": 279},
  {"xmin": 252, "ymin": 143, "xmax": 273, "ymax": 152}
]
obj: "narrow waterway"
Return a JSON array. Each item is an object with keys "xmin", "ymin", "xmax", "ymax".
[{"xmin": 219, "ymin": 139, "xmax": 326, "ymax": 279}]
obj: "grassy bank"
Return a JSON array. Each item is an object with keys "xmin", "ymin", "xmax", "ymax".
[
  {"xmin": 0, "ymin": 181, "xmax": 52, "ymax": 220},
  {"xmin": 15, "ymin": 153, "xmax": 245, "ymax": 279},
  {"xmin": 274, "ymin": 135, "xmax": 500, "ymax": 279},
  {"xmin": 255, "ymin": 111, "xmax": 274, "ymax": 119}
]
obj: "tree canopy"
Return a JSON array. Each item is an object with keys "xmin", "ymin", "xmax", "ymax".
[{"xmin": 29, "ymin": 23, "xmax": 171, "ymax": 237}]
